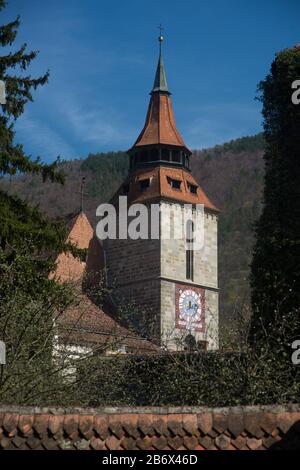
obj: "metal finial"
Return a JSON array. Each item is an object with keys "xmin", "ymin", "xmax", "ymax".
[{"xmin": 158, "ymin": 24, "xmax": 164, "ymax": 43}]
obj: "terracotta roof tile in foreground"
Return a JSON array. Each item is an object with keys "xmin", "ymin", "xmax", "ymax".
[{"xmin": 0, "ymin": 404, "xmax": 299, "ymax": 450}]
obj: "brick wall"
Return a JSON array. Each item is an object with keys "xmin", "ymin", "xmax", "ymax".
[{"xmin": 0, "ymin": 405, "xmax": 299, "ymax": 450}]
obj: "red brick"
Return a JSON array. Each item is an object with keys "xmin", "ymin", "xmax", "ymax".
[
  {"xmin": 260, "ymin": 413, "xmax": 277, "ymax": 434},
  {"xmin": 213, "ymin": 413, "xmax": 228, "ymax": 433},
  {"xmin": 136, "ymin": 435, "xmax": 153, "ymax": 450},
  {"xmin": 64, "ymin": 415, "xmax": 79, "ymax": 439},
  {"xmin": 138, "ymin": 414, "xmax": 154, "ymax": 436},
  {"xmin": 231, "ymin": 435, "xmax": 246, "ymax": 449},
  {"xmin": 197, "ymin": 413, "xmax": 212, "ymax": 435},
  {"xmin": 3, "ymin": 413, "xmax": 19, "ymax": 436},
  {"xmin": 122, "ymin": 414, "xmax": 140, "ymax": 438},
  {"xmin": 182, "ymin": 414, "xmax": 198, "ymax": 435},
  {"xmin": 167, "ymin": 414, "xmax": 184, "ymax": 436},
  {"xmin": 90, "ymin": 437, "xmax": 106, "ymax": 450},
  {"xmin": 277, "ymin": 412, "xmax": 295, "ymax": 434},
  {"xmin": 246, "ymin": 437, "xmax": 263, "ymax": 450},
  {"xmin": 244, "ymin": 414, "xmax": 263, "ymax": 438},
  {"xmin": 121, "ymin": 436, "xmax": 137, "ymax": 450},
  {"xmin": 48, "ymin": 415, "xmax": 62, "ymax": 436},
  {"xmin": 105, "ymin": 434, "xmax": 121, "ymax": 450},
  {"xmin": 108, "ymin": 415, "xmax": 125, "ymax": 439},
  {"xmin": 152, "ymin": 416, "xmax": 168, "ymax": 436},
  {"xmin": 152, "ymin": 435, "xmax": 168, "ymax": 450},
  {"xmin": 199, "ymin": 435, "xmax": 212, "ymax": 449},
  {"xmin": 18, "ymin": 415, "xmax": 34, "ymax": 436},
  {"xmin": 228, "ymin": 413, "xmax": 244, "ymax": 437},
  {"xmin": 79, "ymin": 415, "xmax": 94, "ymax": 438},
  {"xmin": 167, "ymin": 436, "xmax": 183, "ymax": 449},
  {"xmin": 215, "ymin": 434, "xmax": 231, "ymax": 450},
  {"xmin": 183, "ymin": 435, "xmax": 198, "ymax": 450},
  {"xmin": 0, "ymin": 436, "xmax": 10, "ymax": 449},
  {"xmin": 33, "ymin": 414, "xmax": 49, "ymax": 436},
  {"xmin": 94, "ymin": 415, "xmax": 109, "ymax": 439}
]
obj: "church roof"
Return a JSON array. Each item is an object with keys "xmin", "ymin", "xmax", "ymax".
[
  {"xmin": 51, "ymin": 211, "xmax": 159, "ymax": 354},
  {"xmin": 58, "ymin": 295, "xmax": 159, "ymax": 354},
  {"xmin": 130, "ymin": 35, "xmax": 190, "ymax": 152},
  {"xmin": 51, "ymin": 211, "xmax": 94, "ymax": 283},
  {"xmin": 132, "ymin": 93, "xmax": 188, "ymax": 149},
  {"xmin": 112, "ymin": 166, "xmax": 219, "ymax": 212}
]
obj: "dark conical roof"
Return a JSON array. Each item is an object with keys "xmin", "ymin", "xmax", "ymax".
[{"xmin": 151, "ymin": 36, "xmax": 170, "ymax": 94}]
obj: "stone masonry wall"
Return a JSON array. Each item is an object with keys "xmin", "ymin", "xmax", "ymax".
[
  {"xmin": 103, "ymin": 202, "xmax": 219, "ymax": 349},
  {"xmin": 0, "ymin": 404, "xmax": 299, "ymax": 450}
]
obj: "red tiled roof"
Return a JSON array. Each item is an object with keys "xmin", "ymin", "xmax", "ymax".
[
  {"xmin": 57, "ymin": 295, "xmax": 159, "ymax": 353},
  {"xmin": 131, "ymin": 93, "xmax": 189, "ymax": 151},
  {"xmin": 113, "ymin": 167, "xmax": 219, "ymax": 212},
  {"xmin": 0, "ymin": 405, "xmax": 299, "ymax": 450}
]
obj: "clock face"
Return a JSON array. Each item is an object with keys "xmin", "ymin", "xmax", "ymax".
[{"xmin": 178, "ymin": 289, "xmax": 203, "ymax": 331}]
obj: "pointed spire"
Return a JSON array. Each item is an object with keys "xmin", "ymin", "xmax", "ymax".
[{"xmin": 152, "ymin": 28, "xmax": 170, "ymax": 94}]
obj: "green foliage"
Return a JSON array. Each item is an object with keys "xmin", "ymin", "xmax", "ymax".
[
  {"xmin": 64, "ymin": 309, "xmax": 300, "ymax": 408},
  {"xmin": 0, "ymin": 2, "xmax": 66, "ymax": 250},
  {"xmin": 0, "ymin": 242, "xmax": 75, "ymax": 404},
  {"xmin": 250, "ymin": 46, "xmax": 300, "ymax": 344},
  {"xmin": 80, "ymin": 151, "xmax": 129, "ymax": 198},
  {"xmin": 199, "ymin": 133, "xmax": 265, "ymax": 159}
]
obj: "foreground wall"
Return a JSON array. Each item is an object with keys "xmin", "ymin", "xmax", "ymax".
[{"xmin": 0, "ymin": 405, "xmax": 299, "ymax": 450}]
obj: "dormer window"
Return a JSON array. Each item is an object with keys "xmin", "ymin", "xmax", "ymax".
[
  {"xmin": 167, "ymin": 176, "xmax": 182, "ymax": 190},
  {"xmin": 188, "ymin": 183, "xmax": 198, "ymax": 194},
  {"xmin": 139, "ymin": 178, "xmax": 150, "ymax": 191}
]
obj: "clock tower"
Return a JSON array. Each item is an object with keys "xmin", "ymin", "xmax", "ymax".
[{"xmin": 104, "ymin": 34, "xmax": 219, "ymax": 350}]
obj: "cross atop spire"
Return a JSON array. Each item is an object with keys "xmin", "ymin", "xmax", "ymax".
[{"xmin": 152, "ymin": 26, "xmax": 170, "ymax": 94}]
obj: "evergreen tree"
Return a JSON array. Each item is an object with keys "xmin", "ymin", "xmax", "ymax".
[
  {"xmin": 250, "ymin": 45, "xmax": 300, "ymax": 343},
  {"xmin": 0, "ymin": 0, "xmax": 67, "ymax": 252}
]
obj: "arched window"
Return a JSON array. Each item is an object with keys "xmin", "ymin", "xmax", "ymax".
[
  {"xmin": 184, "ymin": 334, "xmax": 196, "ymax": 351},
  {"xmin": 186, "ymin": 219, "xmax": 194, "ymax": 281}
]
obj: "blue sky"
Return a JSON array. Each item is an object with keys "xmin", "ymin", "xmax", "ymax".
[{"xmin": 2, "ymin": 0, "xmax": 300, "ymax": 162}]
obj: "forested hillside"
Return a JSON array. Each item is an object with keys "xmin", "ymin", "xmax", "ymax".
[{"xmin": 0, "ymin": 134, "xmax": 265, "ymax": 327}]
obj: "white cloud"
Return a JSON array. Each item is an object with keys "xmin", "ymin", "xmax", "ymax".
[{"xmin": 16, "ymin": 112, "xmax": 76, "ymax": 161}]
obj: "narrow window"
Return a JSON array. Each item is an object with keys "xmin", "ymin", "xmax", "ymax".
[
  {"xmin": 186, "ymin": 219, "xmax": 194, "ymax": 281},
  {"xmin": 188, "ymin": 183, "xmax": 198, "ymax": 194},
  {"xmin": 161, "ymin": 148, "xmax": 170, "ymax": 161}
]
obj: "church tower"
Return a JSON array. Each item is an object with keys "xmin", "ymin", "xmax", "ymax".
[{"xmin": 104, "ymin": 34, "xmax": 219, "ymax": 350}]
